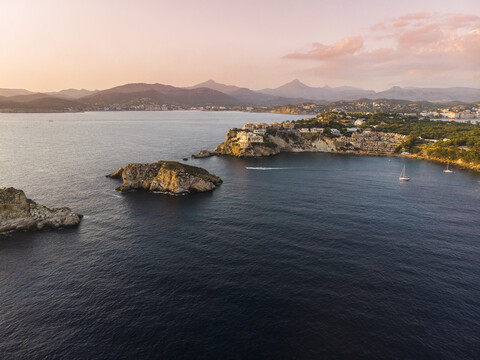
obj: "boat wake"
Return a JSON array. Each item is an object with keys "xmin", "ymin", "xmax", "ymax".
[{"xmin": 245, "ymin": 167, "xmax": 290, "ymax": 170}]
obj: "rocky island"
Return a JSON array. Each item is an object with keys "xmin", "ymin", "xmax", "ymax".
[
  {"xmin": 213, "ymin": 121, "xmax": 406, "ymax": 158},
  {"xmin": 107, "ymin": 161, "xmax": 222, "ymax": 195},
  {"xmin": 0, "ymin": 187, "xmax": 82, "ymax": 235}
]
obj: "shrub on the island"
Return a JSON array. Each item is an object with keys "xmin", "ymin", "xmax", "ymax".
[
  {"xmin": 287, "ymin": 133, "xmax": 298, "ymax": 141},
  {"xmin": 262, "ymin": 141, "xmax": 278, "ymax": 149},
  {"xmin": 427, "ymin": 147, "xmax": 480, "ymax": 164}
]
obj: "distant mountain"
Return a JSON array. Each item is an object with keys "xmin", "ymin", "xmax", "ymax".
[
  {"xmin": 2, "ymin": 81, "xmax": 479, "ymax": 112},
  {"xmin": 189, "ymin": 79, "xmax": 312, "ymax": 105},
  {"xmin": 6, "ymin": 93, "xmax": 55, "ymax": 102},
  {"xmin": 0, "ymin": 88, "xmax": 35, "ymax": 97},
  {"xmin": 0, "ymin": 95, "xmax": 83, "ymax": 112},
  {"xmin": 80, "ymin": 83, "xmax": 240, "ymax": 106},
  {"xmin": 189, "ymin": 80, "xmax": 244, "ymax": 94},
  {"xmin": 259, "ymin": 80, "xmax": 480, "ymax": 102},
  {"xmin": 259, "ymin": 79, "xmax": 376, "ymax": 101},
  {"xmin": 47, "ymin": 88, "xmax": 97, "ymax": 99},
  {"xmin": 376, "ymin": 86, "xmax": 480, "ymax": 102}
]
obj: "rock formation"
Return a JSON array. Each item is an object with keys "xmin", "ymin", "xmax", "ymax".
[
  {"xmin": 107, "ymin": 161, "xmax": 222, "ymax": 195},
  {"xmin": 106, "ymin": 167, "xmax": 124, "ymax": 179},
  {"xmin": 213, "ymin": 129, "xmax": 336, "ymax": 157},
  {"xmin": 0, "ymin": 187, "xmax": 82, "ymax": 234},
  {"xmin": 192, "ymin": 150, "xmax": 213, "ymax": 158}
]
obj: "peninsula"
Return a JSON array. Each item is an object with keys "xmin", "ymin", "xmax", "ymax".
[
  {"xmin": 210, "ymin": 112, "xmax": 480, "ymax": 172},
  {"xmin": 0, "ymin": 187, "xmax": 82, "ymax": 235},
  {"xmin": 107, "ymin": 161, "xmax": 222, "ymax": 195}
]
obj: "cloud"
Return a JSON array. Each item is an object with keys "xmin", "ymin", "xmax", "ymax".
[
  {"xmin": 285, "ymin": 13, "xmax": 480, "ymax": 87},
  {"xmin": 285, "ymin": 36, "xmax": 363, "ymax": 60}
]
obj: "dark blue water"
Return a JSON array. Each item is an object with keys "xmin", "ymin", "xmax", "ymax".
[{"xmin": 1, "ymin": 111, "xmax": 480, "ymax": 359}]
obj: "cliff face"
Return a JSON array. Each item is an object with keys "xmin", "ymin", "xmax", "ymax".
[
  {"xmin": 108, "ymin": 161, "xmax": 222, "ymax": 195},
  {"xmin": 0, "ymin": 187, "xmax": 82, "ymax": 234},
  {"xmin": 213, "ymin": 129, "xmax": 403, "ymax": 157}
]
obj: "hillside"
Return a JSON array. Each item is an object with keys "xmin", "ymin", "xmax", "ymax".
[{"xmin": 81, "ymin": 83, "xmax": 239, "ymax": 106}]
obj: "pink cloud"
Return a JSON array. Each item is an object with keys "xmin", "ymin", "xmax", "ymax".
[
  {"xmin": 285, "ymin": 12, "xmax": 480, "ymax": 87},
  {"xmin": 285, "ymin": 36, "xmax": 363, "ymax": 60}
]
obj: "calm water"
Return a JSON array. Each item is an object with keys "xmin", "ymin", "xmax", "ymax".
[{"xmin": 0, "ymin": 111, "xmax": 479, "ymax": 359}]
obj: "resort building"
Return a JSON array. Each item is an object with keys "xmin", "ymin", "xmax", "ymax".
[
  {"xmin": 242, "ymin": 123, "xmax": 255, "ymax": 131},
  {"xmin": 237, "ymin": 131, "xmax": 264, "ymax": 147}
]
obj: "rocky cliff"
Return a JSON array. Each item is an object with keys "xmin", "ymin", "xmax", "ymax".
[
  {"xmin": 0, "ymin": 187, "xmax": 82, "ymax": 234},
  {"xmin": 107, "ymin": 161, "xmax": 222, "ymax": 195},
  {"xmin": 213, "ymin": 129, "xmax": 404, "ymax": 157}
]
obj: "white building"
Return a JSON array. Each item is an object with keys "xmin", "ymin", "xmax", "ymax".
[
  {"xmin": 441, "ymin": 111, "xmax": 456, "ymax": 119},
  {"xmin": 242, "ymin": 123, "xmax": 255, "ymax": 131},
  {"xmin": 330, "ymin": 129, "xmax": 341, "ymax": 136},
  {"xmin": 354, "ymin": 119, "xmax": 366, "ymax": 126},
  {"xmin": 237, "ymin": 131, "xmax": 264, "ymax": 147}
]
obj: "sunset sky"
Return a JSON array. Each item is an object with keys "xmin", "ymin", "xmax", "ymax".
[{"xmin": 1, "ymin": 0, "xmax": 479, "ymax": 92}]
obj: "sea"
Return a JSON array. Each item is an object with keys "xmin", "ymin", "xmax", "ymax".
[{"xmin": 0, "ymin": 111, "xmax": 479, "ymax": 359}]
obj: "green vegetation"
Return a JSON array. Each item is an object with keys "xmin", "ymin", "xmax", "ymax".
[
  {"xmin": 370, "ymin": 117, "xmax": 480, "ymax": 164},
  {"xmin": 281, "ymin": 112, "xmax": 480, "ymax": 166},
  {"xmin": 160, "ymin": 161, "xmax": 211, "ymax": 176}
]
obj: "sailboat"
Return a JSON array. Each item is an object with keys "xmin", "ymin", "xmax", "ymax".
[
  {"xmin": 399, "ymin": 165, "xmax": 410, "ymax": 181},
  {"xmin": 443, "ymin": 162, "xmax": 453, "ymax": 173}
]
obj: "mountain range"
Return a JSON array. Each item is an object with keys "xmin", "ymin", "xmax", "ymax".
[
  {"xmin": 258, "ymin": 79, "xmax": 480, "ymax": 102},
  {"xmin": 1, "ymin": 80, "xmax": 479, "ymax": 112}
]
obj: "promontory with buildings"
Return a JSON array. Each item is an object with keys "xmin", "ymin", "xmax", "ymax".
[
  {"xmin": 213, "ymin": 119, "xmax": 407, "ymax": 158},
  {"xmin": 208, "ymin": 110, "xmax": 480, "ymax": 173}
]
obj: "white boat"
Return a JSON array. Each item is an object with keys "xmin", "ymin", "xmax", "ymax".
[
  {"xmin": 443, "ymin": 162, "xmax": 454, "ymax": 173},
  {"xmin": 399, "ymin": 165, "xmax": 410, "ymax": 181}
]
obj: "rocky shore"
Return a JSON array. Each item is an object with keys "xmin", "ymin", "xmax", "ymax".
[
  {"xmin": 212, "ymin": 127, "xmax": 406, "ymax": 158},
  {"xmin": 107, "ymin": 161, "xmax": 222, "ymax": 195},
  {"xmin": 0, "ymin": 187, "xmax": 82, "ymax": 235},
  {"xmin": 411, "ymin": 150, "xmax": 480, "ymax": 172}
]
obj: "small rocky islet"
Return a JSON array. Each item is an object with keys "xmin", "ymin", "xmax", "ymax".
[
  {"xmin": 107, "ymin": 160, "xmax": 222, "ymax": 195},
  {"xmin": 0, "ymin": 187, "xmax": 82, "ymax": 235}
]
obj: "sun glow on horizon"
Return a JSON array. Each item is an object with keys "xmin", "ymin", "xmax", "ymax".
[{"xmin": 1, "ymin": 0, "xmax": 479, "ymax": 92}]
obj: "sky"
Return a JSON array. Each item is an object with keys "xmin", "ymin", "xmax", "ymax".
[{"xmin": 0, "ymin": 0, "xmax": 479, "ymax": 92}]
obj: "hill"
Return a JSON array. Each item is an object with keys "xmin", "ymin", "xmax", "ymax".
[
  {"xmin": 47, "ymin": 88, "xmax": 98, "ymax": 99},
  {"xmin": 81, "ymin": 83, "xmax": 239, "ymax": 106}
]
